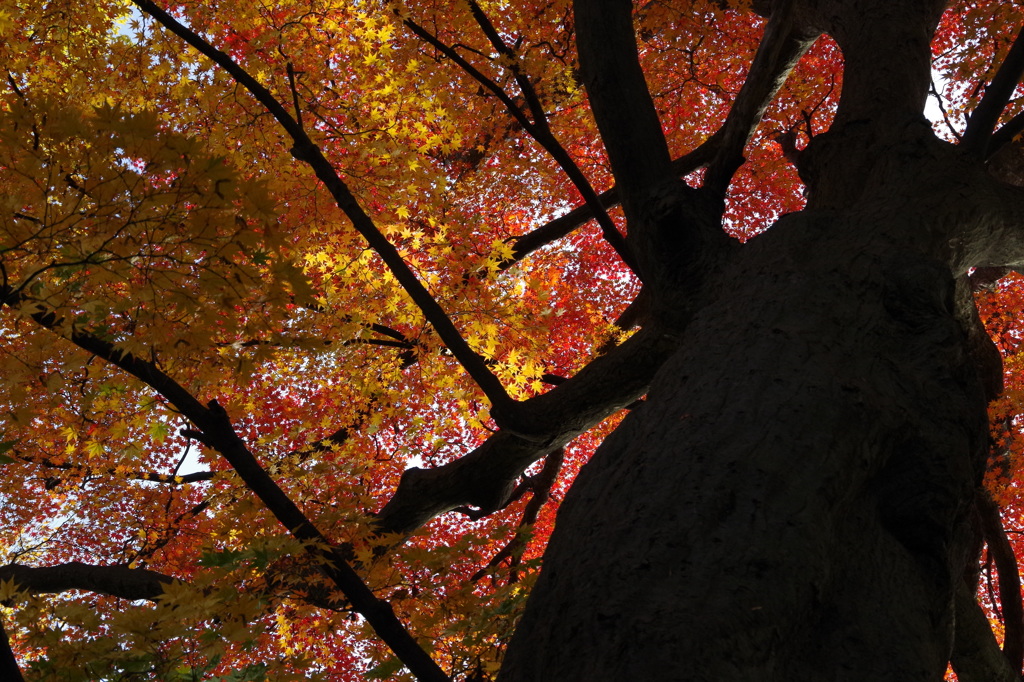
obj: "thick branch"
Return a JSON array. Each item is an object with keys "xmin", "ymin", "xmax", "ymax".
[
  {"xmin": 132, "ymin": 0, "xmax": 512, "ymax": 419},
  {"xmin": 574, "ymin": 0, "xmax": 673, "ymax": 205},
  {"xmin": 376, "ymin": 323, "xmax": 680, "ymax": 536},
  {"xmin": 962, "ymin": 25, "xmax": 1024, "ymax": 157},
  {"xmin": 703, "ymin": 3, "xmax": 820, "ymax": 194},
  {"xmin": 506, "ymin": 188, "xmax": 620, "ymax": 264},
  {"xmin": 470, "ymin": 448, "xmax": 564, "ymax": 583},
  {"xmin": 978, "ymin": 492, "xmax": 1024, "ymax": 674},
  {"xmin": 0, "ymin": 562, "xmax": 174, "ymax": 602},
  {"xmin": 989, "ymin": 110, "xmax": 1024, "ymax": 159},
  {"xmin": 575, "ymin": 0, "xmax": 741, "ymax": 307},
  {"xmin": 952, "ymin": 580, "xmax": 1023, "ymax": 682},
  {"xmin": 0, "ymin": 616, "xmax": 24, "ymax": 682}
]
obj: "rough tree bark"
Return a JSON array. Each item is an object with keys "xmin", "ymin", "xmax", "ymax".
[{"xmin": 501, "ymin": 0, "xmax": 1024, "ymax": 680}]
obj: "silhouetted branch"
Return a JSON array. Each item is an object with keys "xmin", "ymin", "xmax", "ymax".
[
  {"xmin": 0, "ymin": 562, "xmax": 175, "ymax": 602},
  {"xmin": 470, "ymin": 448, "xmax": 564, "ymax": 583},
  {"xmin": 962, "ymin": 25, "xmax": 1024, "ymax": 157},
  {"xmin": 465, "ymin": 0, "xmax": 547, "ymax": 126},
  {"xmin": 504, "ymin": 135, "xmax": 724, "ymax": 265},
  {"xmin": 930, "ymin": 73, "xmax": 963, "ymax": 142},
  {"xmin": 978, "ymin": 491, "xmax": 1024, "ymax": 674},
  {"xmin": 132, "ymin": 0, "xmax": 512, "ymax": 421},
  {"xmin": 703, "ymin": 3, "xmax": 819, "ymax": 193},
  {"xmin": 0, "ymin": 616, "xmax": 25, "ymax": 682},
  {"xmin": 400, "ymin": 11, "xmax": 640, "ymax": 276},
  {"xmin": 952, "ymin": 580, "xmax": 1022, "ymax": 682},
  {"xmin": 7, "ymin": 450, "xmax": 218, "ymax": 486},
  {"xmin": 0, "ymin": 559, "xmax": 354, "ymax": 616},
  {"xmin": 375, "ymin": 324, "xmax": 681, "ymax": 537}
]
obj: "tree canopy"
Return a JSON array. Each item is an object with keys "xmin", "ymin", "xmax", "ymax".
[{"xmin": 1, "ymin": 0, "xmax": 1024, "ymax": 679}]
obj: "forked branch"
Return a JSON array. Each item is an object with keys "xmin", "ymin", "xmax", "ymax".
[
  {"xmin": 464, "ymin": 0, "xmax": 548, "ymax": 127},
  {"xmin": 506, "ymin": 0, "xmax": 819, "ymax": 264},
  {"xmin": 469, "ymin": 447, "xmax": 564, "ymax": 583},
  {"xmin": 509, "ymin": 1, "xmax": 815, "ymax": 261},
  {"xmin": 505, "ymin": 135, "xmax": 723, "ymax": 266},
  {"xmin": 400, "ymin": 9, "xmax": 639, "ymax": 275}
]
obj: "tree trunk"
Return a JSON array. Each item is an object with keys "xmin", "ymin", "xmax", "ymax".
[
  {"xmin": 500, "ymin": 208, "xmax": 999, "ymax": 680},
  {"xmin": 498, "ymin": 0, "xmax": 1024, "ymax": 677}
]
